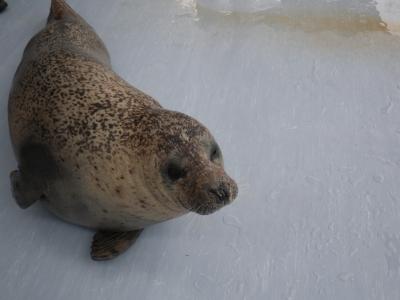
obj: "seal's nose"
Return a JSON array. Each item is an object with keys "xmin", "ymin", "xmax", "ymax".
[{"xmin": 209, "ymin": 183, "xmax": 230, "ymax": 205}]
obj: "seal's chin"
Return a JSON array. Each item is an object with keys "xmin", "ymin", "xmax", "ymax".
[
  {"xmin": 190, "ymin": 194, "xmax": 232, "ymax": 215},
  {"xmin": 193, "ymin": 203, "xmax": 224, "ymax": 215}
]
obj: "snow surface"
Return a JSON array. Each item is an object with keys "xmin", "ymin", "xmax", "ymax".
[{"xmin": 1, "ymin": 0, "xmax": 400, "ymax": 299}]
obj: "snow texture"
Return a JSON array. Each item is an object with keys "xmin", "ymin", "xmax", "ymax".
[{"xmin": 1, "ymin": 0, "xmax": 400, "ymax": 299}]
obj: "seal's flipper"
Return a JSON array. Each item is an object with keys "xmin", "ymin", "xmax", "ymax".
[
  {"xmin": 0, "ymin": 0, "xmax": 8, "ymax": 13},
  {"xmin": 45, "ymin": 0, "xmax": 111, "ymax": 65},
  {"xmin": 10, "ymin": 170, "xmax": 38, "ymax": 209},
  {"xmin": 48, "ymin": 0, "xmax": 83, "ymax": 23},
  {"xmin": 91, "ymin": 229, "xmax": 144, "ymax": 261}
]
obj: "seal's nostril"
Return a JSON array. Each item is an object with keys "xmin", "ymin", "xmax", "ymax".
[{"xmin": 209, "ymin": 184, "xmax": 230, "ymax": 205}]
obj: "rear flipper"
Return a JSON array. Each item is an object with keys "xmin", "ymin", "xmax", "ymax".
[
  {"xmin": 91, "ymin": 229, "xmax": 144, "ymax": 261},
  {"xmin": 48, "ymin": 0, "xmax": 81, "ymax": 22},
  {"xmin": 10, "ymin": 170, "xmax": 42, "ymax": 209},
  {"xmin": 46, "ymin": 0, "xmax": 111, "ymax": 65}
]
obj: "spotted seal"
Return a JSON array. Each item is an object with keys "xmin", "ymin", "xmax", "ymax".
[{"xmin": 8, "ymin": 0, "xmax": 238, "ymax": 260}]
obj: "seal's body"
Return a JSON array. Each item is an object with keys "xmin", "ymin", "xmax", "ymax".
[{"xmin": 8, "ymin": 0, "xmax": 238, "ymax": 260}]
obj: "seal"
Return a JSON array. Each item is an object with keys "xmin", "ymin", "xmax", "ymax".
[{"xmin": 8, "ymin": 0, "xmax": 238, "ymax": 260}]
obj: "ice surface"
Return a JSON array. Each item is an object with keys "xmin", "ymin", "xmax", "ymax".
[{"xmin": 1, "ymin": 0, "xmax": 400, "ymax": 299}]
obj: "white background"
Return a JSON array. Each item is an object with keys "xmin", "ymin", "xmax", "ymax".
[{"xmin": 1, "ymin": 0, "xmax": 400, "ymax": 299}]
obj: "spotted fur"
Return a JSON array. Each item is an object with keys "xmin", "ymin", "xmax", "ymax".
[{"xmin": 8, "ymin": 0, "xmax": 238, "ymax": 232}]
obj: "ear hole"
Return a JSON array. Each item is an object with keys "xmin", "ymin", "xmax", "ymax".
[{"xmin": 210, "ymin": 144, "xmax": 220, "ymax": 162}]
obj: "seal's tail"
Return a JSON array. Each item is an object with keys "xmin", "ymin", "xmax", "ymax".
[
  {"xmin": 45, "ymin": 0, "xmax": 111, "ymax": 65},
  {"xmin": 47, "ymin": 0, "xmax": 82, "ymax": 23}
]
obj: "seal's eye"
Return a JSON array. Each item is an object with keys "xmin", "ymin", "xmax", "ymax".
[
  {"xmin": 165, "ymin": 161, "xmax": 186, "ymax": 182},
  {"xmin": 210, "ymin": 144, "xmax": 221, "ymax": 162}
]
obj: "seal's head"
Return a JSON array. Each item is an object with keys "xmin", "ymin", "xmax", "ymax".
[{"xmin": 135, "ymin": 109, "xmax": 238, "ymax": 215}]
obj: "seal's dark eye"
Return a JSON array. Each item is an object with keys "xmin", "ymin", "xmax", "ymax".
[
  {"xmin": 210, "ymin": 144, "xmax": 220, "ymax": 162},
  {"xmin": 165, "ymin": 162, "xmax": 186, "ymax": 182}
]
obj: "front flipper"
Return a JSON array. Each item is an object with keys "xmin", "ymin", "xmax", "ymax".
[
  {"xmin": 10, "ymin": 170, "xmax": 40, "ymax": 209},
  {"xmin": 91, "ymin": 229, "xmax": 143, "ymax": 261},
  {"xmin": 0, "ymin": 1, "xmax": 8, "ymax": 13}
]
